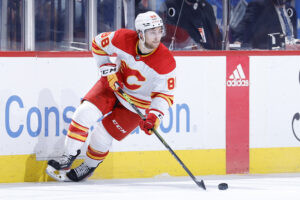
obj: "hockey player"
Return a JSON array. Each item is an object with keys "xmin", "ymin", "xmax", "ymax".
[{"xmin": 46, "ymin": 11, "xmax": 176, "ymax": 182}]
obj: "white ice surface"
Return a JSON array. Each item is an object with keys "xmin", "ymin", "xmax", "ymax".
[{"xmin": 1, "ymin": 173, "xmax": 300, "ymax": 200}]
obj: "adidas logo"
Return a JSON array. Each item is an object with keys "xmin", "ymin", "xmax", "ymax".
[{"xmin": 227, "ymin": 64, "xmax": 249, "ymax": 87}]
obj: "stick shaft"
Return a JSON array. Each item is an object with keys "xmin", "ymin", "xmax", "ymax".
[
  {"xmin": 152, "ymin": 128, "xmax": 204, "ymax": 187},
  {"xmin": 115, "ymin": 84, "xmax": 206, "ymax": 190}
]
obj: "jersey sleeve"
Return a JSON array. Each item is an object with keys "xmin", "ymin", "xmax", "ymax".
[
  {"xmin": 150, "ymin": 69, "xmax": 176, "ymax": 119},
  {"xmin": 92, "ymin": 31, "xmax": 116, "ymax": 67}
]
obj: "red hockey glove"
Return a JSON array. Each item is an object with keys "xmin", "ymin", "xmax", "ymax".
[
  {"xmin": 139, "ymin": 112, "xmax": 160, "ymax": 135},
  {"xmin": 99, "ymin": 63, "xmax": 123, "ymax": 91}
]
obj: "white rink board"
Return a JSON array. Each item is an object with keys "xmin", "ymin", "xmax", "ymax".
[
  {"xmin": 116, "ymin": 56, "xmax": 226, "ymax": 152},
  {"xmin": 250, "ymin": 56, "xmax": 300, "ymax": 148},
  {"xmin": 0, "ymin": 57, "xmax": 98, "ymax": 158},
  {"xmin": 0, "ymin": 56, "xmax": 226, "ymax": 158},
  {"xmin": 2, "ymin": 55, "xmax": 300, "ymax": 159}
]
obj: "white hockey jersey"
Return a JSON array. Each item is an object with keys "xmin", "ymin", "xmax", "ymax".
[{"xmin": 92, "ymin": 29, "xmax": 176, "ymax": 118}]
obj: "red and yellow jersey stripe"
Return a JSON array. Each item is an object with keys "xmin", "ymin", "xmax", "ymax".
[
  {"xmin": 151, "ymin": 92, "xmax": 174, "ymax": 106},
  {"xmin": 92, "ymin": 39, "xmax": 108, "ymax": 56},
  {"xmin": 86, "ymin": 145, "xmax": 109, "ymax": 160},
  {"xmin": 116, "ymin": 91, "xmax": 151, "ymax": 109},
  {"xmin": 67, "ymin": 120, "xmax": 89, "ymax": 142},
  {"xmin": 67, "ymin": 131, "xmax": 88, "ymax": 142}
]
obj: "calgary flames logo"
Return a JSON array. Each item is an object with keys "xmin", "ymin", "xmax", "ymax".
[
  {"xmin": 120, "ymin": 61, "xmax": 146, "ymax": 90},
  {"xmin": 291, "ymin": 70, "xmax": 300, "ymax": 141}
]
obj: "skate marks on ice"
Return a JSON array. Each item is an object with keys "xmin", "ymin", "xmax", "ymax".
[{"xmin": 1, "ymin": 174, "xmax": 300, "ymax": 200}]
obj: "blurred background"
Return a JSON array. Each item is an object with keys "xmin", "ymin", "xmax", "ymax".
[{"xmin": 0, "ymin": 0, "xmax": 299, "ymax": 51}]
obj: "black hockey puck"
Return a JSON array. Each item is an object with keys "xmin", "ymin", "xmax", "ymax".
[{"xmin": 218, "ymin": 183, "xmax": 228, "ymax": 190}]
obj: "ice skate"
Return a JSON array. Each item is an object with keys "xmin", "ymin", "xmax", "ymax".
[
  {"xmin": 46, "ymin": 150, "xmax": 81, "ymax": 182},
  {"xmin": 66, "ymin": 162, "xmax": 97, "ymax": 182}
]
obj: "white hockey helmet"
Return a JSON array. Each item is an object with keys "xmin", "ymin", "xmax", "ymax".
[{"xmin": 135, "ymin": 11, "xmax": 164, "ymax": 42}]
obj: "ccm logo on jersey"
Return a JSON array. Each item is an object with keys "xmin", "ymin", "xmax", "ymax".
[
  {"xmin": 112, "ymin": 119, "xmax": 127, "ymax": 134},
  {"xmin": 99, "ymin": 63, "xmax": 117, "ymax": 76}
]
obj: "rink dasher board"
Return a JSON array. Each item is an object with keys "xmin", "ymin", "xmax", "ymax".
[{"xmin": 0, "ymin": 51, "xmax": 300, "ymax": 182}]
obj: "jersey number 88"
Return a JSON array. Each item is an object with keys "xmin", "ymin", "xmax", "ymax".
[{"xmin": 168, "ymin": 77, "xmax": 175, "ymax": 90}]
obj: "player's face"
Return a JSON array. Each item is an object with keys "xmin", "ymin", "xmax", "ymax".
[{"xmin": 144, "ymin": 26, "xmax": 163, "ymax": 49}]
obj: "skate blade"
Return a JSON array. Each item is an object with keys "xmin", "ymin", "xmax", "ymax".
[{"xmin": 46, "ymin": 165, "xmax": 71, "ymax": 182}]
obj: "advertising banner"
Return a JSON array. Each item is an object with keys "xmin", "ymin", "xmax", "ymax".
[
  {"xmin": 250, "ymin": 56, "xmax": 300, "ymax": 147},
  {"xmin": 1, "ymin": 51, "xmax": 300, "ymax": 183},
  {"xmin": 0, "ymin": 56, "xmax": 227, "ymax": 160},
  {"xmin": 226, "ymin": 55, "xmax": 249, "ymax": 174}
]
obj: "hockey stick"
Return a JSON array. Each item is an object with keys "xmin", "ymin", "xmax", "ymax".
[{"xmin": 115, "ymin": 83, "xmax": 206, "ymax": 190}]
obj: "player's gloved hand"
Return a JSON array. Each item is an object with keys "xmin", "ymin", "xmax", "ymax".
[
  {"xmin": 99, "ymin": 63, "xmax": 123, "ymax": 91},
  {"xmin": 99, "ymin": 63, "xmax": 118, "ymax": 77},
  {"xmin": 107, "ymin": 73, "xmax": 124, "ymax": 92},
  {"xmin": 139, "ymin": 111, "xmax": 160, "ymax": 135}
]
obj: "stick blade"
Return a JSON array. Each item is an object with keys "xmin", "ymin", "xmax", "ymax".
[{"xmin": 196, "ymin": 180, "xmax": 206, "ymax": 190}]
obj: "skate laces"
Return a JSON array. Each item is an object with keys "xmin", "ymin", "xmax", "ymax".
[
  {"xmin": 74, "ymin": 163, "xmax": 91, "ymax": 177},
  {"xmin": 59, "ymin": 154, "xmax": 73, "ymax": 165}
]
